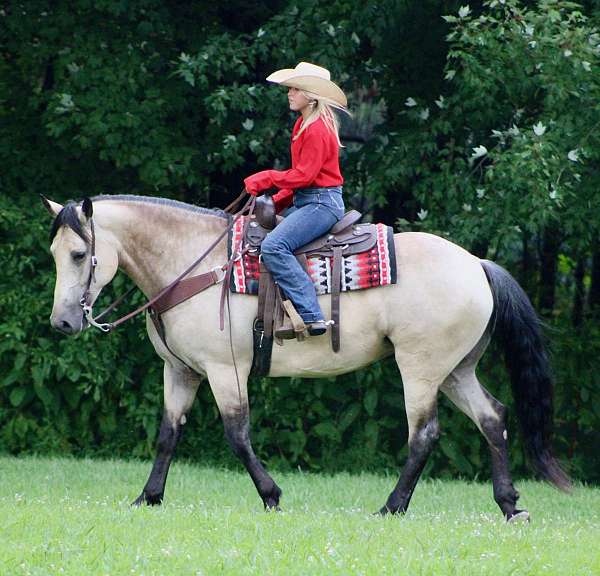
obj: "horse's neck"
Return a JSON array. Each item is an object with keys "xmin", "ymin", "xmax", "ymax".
[{"xmin": 95, "ymin": 201, "xmax": 228, "ymax": 297}]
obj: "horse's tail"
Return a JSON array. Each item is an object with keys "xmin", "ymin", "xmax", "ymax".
[{"xmin": 481, "ymin": 259, "xmax": 571, "ymax": 491}]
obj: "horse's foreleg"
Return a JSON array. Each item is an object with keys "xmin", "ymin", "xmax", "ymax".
[
  {"xmin": 207, "ymin": 366, "xmax": 282, "ymax": 510},
  {"xmin": 132, "ymin": 362, "xmax": 200, "ymax": 506},
  {"xmin": 380, "ymin": 380, "xmax": 440, "ymax": 515}
]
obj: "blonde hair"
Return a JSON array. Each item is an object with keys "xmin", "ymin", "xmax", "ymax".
[{"xmin": 293, "ymin": 90, "xmax": 350, "ymax": 147}]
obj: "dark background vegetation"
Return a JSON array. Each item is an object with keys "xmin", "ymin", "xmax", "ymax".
[{"xmin": 2, "ymin": 0, "xmax": 600, "ymax": 482}]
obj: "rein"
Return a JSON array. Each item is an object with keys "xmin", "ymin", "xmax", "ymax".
[{"xmin": 80, "ymin": 193, "xmax": 255, "ymax": 332}]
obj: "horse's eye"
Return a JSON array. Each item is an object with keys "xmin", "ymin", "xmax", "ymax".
[{"xmin": 71, "ymin": 251, "xmax": 86, "ymax": 262}]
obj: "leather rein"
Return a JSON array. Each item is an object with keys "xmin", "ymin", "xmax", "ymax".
[{"xmin": 80, "ymin": 191, "xmax": 255, "ymax": 333}]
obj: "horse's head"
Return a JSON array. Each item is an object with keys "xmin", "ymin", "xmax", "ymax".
[{"xmin": 43, "ymin": 197, "xmax": 119, "ymax": 335}]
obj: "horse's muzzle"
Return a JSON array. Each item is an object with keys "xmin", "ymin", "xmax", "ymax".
[{"xmin": 50, "ymin": 310, "xmax": 86, "ymax": 335}]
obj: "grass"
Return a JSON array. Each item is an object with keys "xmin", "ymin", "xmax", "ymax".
[{"xmin": 1, "ymin": 457, "xmax": 599, "ymax": 575}]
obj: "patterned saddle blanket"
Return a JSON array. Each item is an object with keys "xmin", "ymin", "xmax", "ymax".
[{"xmin": 228, "ymin": 215, "xmax": 397, "ymax": 295}]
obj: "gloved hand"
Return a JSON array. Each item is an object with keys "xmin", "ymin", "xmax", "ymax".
[{"xmin": 243, "ymin": 174, "xmax": 262, "ymax": 196}]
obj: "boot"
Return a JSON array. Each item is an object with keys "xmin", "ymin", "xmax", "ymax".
[{"xmin": 306, "ymin": 320, "xmax": 331, "ymax": 336}]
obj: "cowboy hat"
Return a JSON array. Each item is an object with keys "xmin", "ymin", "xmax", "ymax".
[{"xmin": 266, "ymin": 62, "xmax": 347, "ymax": 108}]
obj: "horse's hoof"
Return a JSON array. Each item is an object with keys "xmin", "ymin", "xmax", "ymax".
[
  {"xmin": 262, "ymin": 485, "xmax": 282, "ymax": 511},
  {"xmin": 131, "ymin": 494, "xmax": 145, "ymax": 508},
  {"xmin": 131, "ymin": 492, "xmax": 163, "ymax": 507},
  {"xmin": 507, "ymin": 509, "xmax": 530, "ymax": 523},
  {"xmin": 375, "ymin": 505, "xmax": 402, "ymax": 516}
]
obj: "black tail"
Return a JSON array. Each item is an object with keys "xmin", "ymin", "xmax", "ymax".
[{"xmin": 481, "ymin": 260, "xmax": 571, "ymax": 491}]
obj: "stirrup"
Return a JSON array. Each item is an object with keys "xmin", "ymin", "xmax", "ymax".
[{"xmin": 274, "ymin": 321, "xmax": 297, "ymax": 340}]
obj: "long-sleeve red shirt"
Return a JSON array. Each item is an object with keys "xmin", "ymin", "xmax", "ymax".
[{"xmin": 244, "ymin": 116, "xmax": 343, "ymax": 212}]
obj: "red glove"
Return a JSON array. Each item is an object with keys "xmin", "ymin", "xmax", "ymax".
[{"xmin": 244, "ymin": 172, "xmax": 270, "ymax": 196}]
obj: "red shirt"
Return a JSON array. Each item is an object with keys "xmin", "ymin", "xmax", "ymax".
[{"xmin": 244, "ymin": 116, "xmax": 343, "ymax": 212}]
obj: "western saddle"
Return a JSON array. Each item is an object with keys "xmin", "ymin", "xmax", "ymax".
[{"xmin": 246, "ymin": 195, "xmax": 378, "ymax": 375}]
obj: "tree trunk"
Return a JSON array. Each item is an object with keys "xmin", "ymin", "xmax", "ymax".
[
  {"xmin": 470, "ymin": 239, "xmax": 489, "ymax": 260},
  {"xmin": 538, "ymin": 226, "xmax": 561, "ymax": 315},
  {"xmin": 589, "ymin": 244, "xmax": 600, "ymax": 314},
  {"xmin": 520, "ymin": 231, "xmax": 535, "ymax": 296},
  {"xmin": 572, "ymin": 257, "xmax": 585, "ymax": 328}
]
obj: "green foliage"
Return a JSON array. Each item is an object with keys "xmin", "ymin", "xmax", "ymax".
[
  {"xmin": 366, "ymin": 0, "xmax": 600, "ymax": 255},
  {"xmin": 1, "ymin": 0, "xmax": 600, "ymax": 483}
]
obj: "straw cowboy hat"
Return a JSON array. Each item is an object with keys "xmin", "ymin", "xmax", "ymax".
[{"xmin": 266, "ymin": 62, "xmax": 347, "ymax": 108}]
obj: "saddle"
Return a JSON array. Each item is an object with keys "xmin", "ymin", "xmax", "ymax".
[
  {"xmin": 246, "ymin": 195, "xmax": 379, "ymax": 374},
  {"xmin": 147, "ymin": 194, "xmax": 394, "ymax": 379}
]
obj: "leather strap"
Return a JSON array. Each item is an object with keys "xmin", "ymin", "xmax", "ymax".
[
  {"xmin": 273, "ymin": 285, "xmax": 284, "ymax": 346},
  {"xmin": 297, "ymin": 231, "xmax": 373, "ymax": 257},
  {"xmin": 150, "ymin": 270, "xmax": 221, "ymax": 316},
  {"xmin": 330, "ymin": 209, "xmax": 362, "ymax": 234},
  {"xmin": 331, "ymin": 246, "xmax": 343, "ymax": 352},
  {"xmin": 258, "ymin": 262, "xmax": 276, "ymax": 339},
  {"xmin": 219, "ymin": 258, "xmax": 235, "ymax": 331},
  {"xmin": 257, "ymin": 261, "xmax": 268, "ymax": 323},
  {"xmin": 224, "ymin": 188, "xmax": 249, "ymax": 213},
  {"xmin": 148, "ymin": 309, "xmax": 191, "ymax": 368}
]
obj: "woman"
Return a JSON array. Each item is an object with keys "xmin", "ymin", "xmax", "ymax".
[{"xmin": 244, "ymin": 62, "xmax": 349, "ymax": 338}]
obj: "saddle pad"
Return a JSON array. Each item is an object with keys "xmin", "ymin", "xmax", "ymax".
[{"xmin": 229, "ymin": 216, "xmax": 397, "ymax": 295}]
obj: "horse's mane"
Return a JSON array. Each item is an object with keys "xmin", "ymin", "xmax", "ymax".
[{"xmin": 50, "ymin": 195, "xmax": 228, "ymax": 242}]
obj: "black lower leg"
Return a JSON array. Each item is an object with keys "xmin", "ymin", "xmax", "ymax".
[
  {"xmin": 132, "ymin": 412, "xmax": 182, "ymax": 506},
  {"xmin": 380, "ymin": 417, "xmax": 439, "ymax": 515},
  {"xmin": 222, "ymin": 411, "xmax": 281, "ymax": 509},
  {"xmin": 481, "ymin": 407, "xmax": 522, "ymax": 519}
]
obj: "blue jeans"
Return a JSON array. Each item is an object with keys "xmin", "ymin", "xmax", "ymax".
[{"xmin": 261, "ymin": 186, "xmax": 345, "ymax": 323}]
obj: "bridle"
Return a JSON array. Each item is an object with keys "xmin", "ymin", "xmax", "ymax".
[
  {"xmin": 78, "ymin": 191, "xmax": 255, "ymax": 333},
  {"xmin": 79, "ymin": 216, "xmax": 111, "ymax": 331}
]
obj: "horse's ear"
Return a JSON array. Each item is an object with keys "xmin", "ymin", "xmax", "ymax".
[
  {"xmin": 81, "ymin": 197, "xmax": 93, "ymax": 220},
  {"xmin": 41, "ymin": 195, "xmax": 63, "ymax": 217}
]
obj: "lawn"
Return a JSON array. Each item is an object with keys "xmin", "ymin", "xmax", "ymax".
[{"xmin": 1, "ymin": 456, "xmax": 599, "ymax": 575}]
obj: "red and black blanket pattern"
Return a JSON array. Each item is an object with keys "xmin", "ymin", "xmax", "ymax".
[{"xmin": 229, "ymin": 216, "xmax": 397, "ymax": 295}]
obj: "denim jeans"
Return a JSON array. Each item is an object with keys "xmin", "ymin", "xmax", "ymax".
[{"xmin": 261, "ymin": 186, "xmax": 345, "ymax": 323}]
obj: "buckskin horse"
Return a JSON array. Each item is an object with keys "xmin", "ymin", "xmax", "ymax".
[{"xmin": 42, "ymin": 194, "xmax": 570, "ymax": 520}]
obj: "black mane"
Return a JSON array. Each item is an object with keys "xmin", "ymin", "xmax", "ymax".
[
  {"xmin": 50, "ymin": 201, "xmax": 89, "ymax": 243},
  {"xmin": 49, "ymin": 195, "xmax": 228, "ymax": 242}
]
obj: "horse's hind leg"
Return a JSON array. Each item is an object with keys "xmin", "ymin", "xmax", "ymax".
[
  {"xmin": 132, "ymin": 362, "xmax": 200, "ymax": 506},
  {"xmin": 441, "ymin": 334, "xmax": 527, "ymax": 521},
  {"xmin": 380, "ymin": 375, "xmax": 440, "ymax": 515},
  {"xmin": 207, "ymin": 365, "xmax": 282, "ymax": 510}
]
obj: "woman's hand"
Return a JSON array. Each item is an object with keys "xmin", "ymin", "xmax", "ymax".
[{"xmin": 243, "ymin": 174, "xmax": 263, "ymax": 196}]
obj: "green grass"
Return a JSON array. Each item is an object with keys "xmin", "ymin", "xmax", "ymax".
[{"xmin": 1, "ymin": 457, "xmax": 599, "ymax": 575}]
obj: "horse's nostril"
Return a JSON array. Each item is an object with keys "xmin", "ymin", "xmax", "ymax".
[{"xmin": 60, "ymin": 320, "xmax": 73, "ymax": 332}]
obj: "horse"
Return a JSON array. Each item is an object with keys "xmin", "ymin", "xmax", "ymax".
[{"xmin": 42, "ymin": 194, "xmax": 570, "ymax": 520}]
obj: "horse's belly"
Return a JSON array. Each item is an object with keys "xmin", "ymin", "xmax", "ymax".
[{"xmin": 268, "ymin": 289, "xmax": 394, "ymax": 378}]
